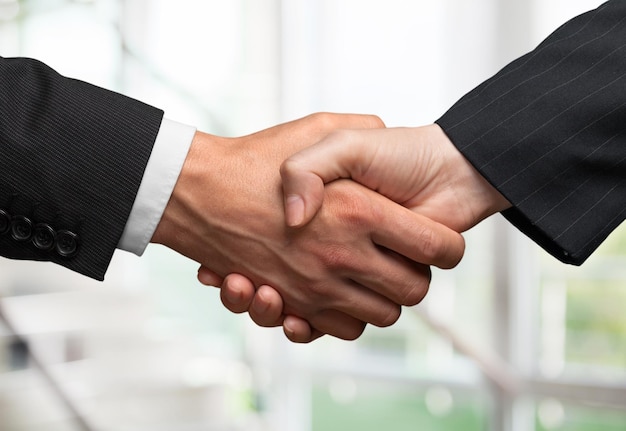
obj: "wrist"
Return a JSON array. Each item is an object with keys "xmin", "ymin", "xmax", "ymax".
[
  {"xmin": 428, "ymin": 124, "xmax": 511, "ymax": 230},
  {"xmin": 151, "ymin": 131, "xmax": 222, "ymax": 250},
  {"xmin": 150, "ymin": 129, "xmax": 280, "ymax": 274}
]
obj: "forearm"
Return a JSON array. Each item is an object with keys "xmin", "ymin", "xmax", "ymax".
[{"xmin": 0, "ymin": 56, "xmax": 163, "ymax": 279}]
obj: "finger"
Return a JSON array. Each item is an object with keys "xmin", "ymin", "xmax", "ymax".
[
  {"xmin": 304, "ymin": 182, "xmax": 448, "ymax": 312},
  {"xmin": 248, "ymin": 285, "xmax": 285, "ymax": 328},
  {"xmin": 369, "ymin": 198, "xmax": 466, "ymax": 269},
  {"xmin": 197, "ymin": 265, "xmax": 223, "ymax": 287},
  {"xmin": 348, "ymin": 248, "xmax": 432, "ymax": 310},
  {"xmin": 283, "ymin": 315, "xmax": 324, "ymax": 343},
  {"xmin": 338, "ymin": 277, "xmax": 407, "ymax": 326},
  {"xmin": 219, "ymin": 274, "xmax": 257, "ymax": 314},
  {"xmin": 308, "ymin": 310, "xmax": 367, "ymax": 341}
]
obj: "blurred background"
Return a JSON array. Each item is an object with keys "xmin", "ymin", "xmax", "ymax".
[{"xmin": 0, "ymin": 0, "xmax": 625, "ymax": 430}]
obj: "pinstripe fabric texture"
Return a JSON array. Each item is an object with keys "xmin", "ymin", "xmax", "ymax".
[
  {"xmin": 436, "ymin": 0, "xmax": 626, "ymax": 265},
  {"xmin": 0, "ymin": 57, "xmax": 164, "ymax": 280}
]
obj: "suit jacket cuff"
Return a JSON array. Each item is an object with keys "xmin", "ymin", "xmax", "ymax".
[{"xmin": 436, "ymin": 1, "xmax": 626, "ymax": 265}]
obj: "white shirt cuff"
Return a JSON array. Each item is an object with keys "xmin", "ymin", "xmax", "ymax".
[{"xmin": 117, "ymin": 118, "xmax": 196, "ymax": 256}]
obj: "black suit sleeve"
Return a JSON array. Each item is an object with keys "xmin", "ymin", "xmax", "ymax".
[
  {"xmin": 436, "ymin": 0, "xmax": 626, "ymax": 265},
  {"xmin": 0, "ymin": 56, "xmax": 164, "ymax": 280}
]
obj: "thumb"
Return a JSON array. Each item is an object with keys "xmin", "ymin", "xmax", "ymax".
[
  {"xmin": 280, "ymin": 130, "xmax": 378, "ymax": 227},
  {"xmin": 281, "ymin": 165, "xmax": 325, "ymax": 227}
]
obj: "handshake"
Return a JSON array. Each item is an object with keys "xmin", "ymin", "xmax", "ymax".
[{"xmin": 151, "ymin": 113, "xmax": 511, "ymax": 343}]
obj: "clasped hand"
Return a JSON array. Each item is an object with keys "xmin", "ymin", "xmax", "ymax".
[{"xmin": 155, "ymin": 114, "xmax": 478, "ymax": 342}]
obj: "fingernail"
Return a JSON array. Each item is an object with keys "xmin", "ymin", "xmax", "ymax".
[{"xmin": 285, "ymin": 194, "xmax": 304, "ymax": 227}]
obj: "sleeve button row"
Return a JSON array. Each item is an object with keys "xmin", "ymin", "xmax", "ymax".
[{"xmin": 0, "ymin": 210, "xmax": 79, "ymax": 258}]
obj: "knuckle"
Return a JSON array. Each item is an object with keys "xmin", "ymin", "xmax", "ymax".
[
  {"xmin": 279, "ymin": 155, "xmax": 301, "ymax": 178},
  {"xmin": 447, "ymin": 235, "xmax": 466, "ymax": 268},
  {"xmin": 373, "ymin": 304, "xmax": 402, "ymax": 328},
  {"xmin": 319, "ymin": 244, "xmax": 354, "ymax": 271},
  {"xmin": 307, "ymin": 112, "xmax": 337, "ymax": 131},
  {"xmin": 417, "ymin": 226, "xmax": 446, "ymax": 263},
  {"xmin": 419, "ymin": 227, "xmax": 466, "ymax": 269},
  {"xmin": 399, "ymin": 271, "xmax": 431, "ymax": 306},
  {"xmin": 306, "ymin": 112, "xmax": 384, "ymax": 131},
  {"xmin": 340, "ymin": 323, "xmax": 366, "ymax": 341},
  {"xmin": 310, "ymin": 310, "xmax": 366, "ymax": 341},
  {"xmin": 326, "ymin": 184, "xmax": 371, "ymax": 227},
  {"xmin": 363, "ymin": 114, "xmax": 385, "ymax": 128}
]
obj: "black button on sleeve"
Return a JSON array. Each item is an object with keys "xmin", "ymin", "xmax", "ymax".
[
  {"xmin": 32, "ymin": 223, "xmax": 56, "ymax": 251},
  {"xmin": 11, "ymin": 216, "xmax": 33, "ymax": 241},
  {"xmin": 0, "ymin": 209, "xmax": 10, "ymax": 235},
  {"xmin": 55, "ymin": 230, "xmax": 79, "ymax": 258}
]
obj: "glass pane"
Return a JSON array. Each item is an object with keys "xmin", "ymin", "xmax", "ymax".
[
  {"xmin": 313, "ymin": 380, "xmax": 488, "ymax": 431},
  {"xmin": 539, "ymin": 223, "xmax": 626, "ymax": 377},
  {"xmin": 535, "ymin": 398, "xmax": 626, "ymax": 431}
]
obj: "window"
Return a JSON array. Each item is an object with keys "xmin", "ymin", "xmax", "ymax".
[{"xmin": 0, "ymin": 1, "xmax": 623, "ymax": 430}]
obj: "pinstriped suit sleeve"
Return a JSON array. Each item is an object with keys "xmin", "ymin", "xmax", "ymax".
[
  {"xmin": 0, "ymin": 56, "xmax": 164, "ymax": 280},
  {"xmin": 436, "ymin": 0, "xmax": 626, "ymax": 265}
]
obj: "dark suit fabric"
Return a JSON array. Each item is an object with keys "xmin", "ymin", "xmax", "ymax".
[
  {"xmin": 437, "ymin": 0, "xmax": 626, "ymax": 265},
  {"xmin": 0, "ymin": 57, "xmax": 164, "ymax": 280}
]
